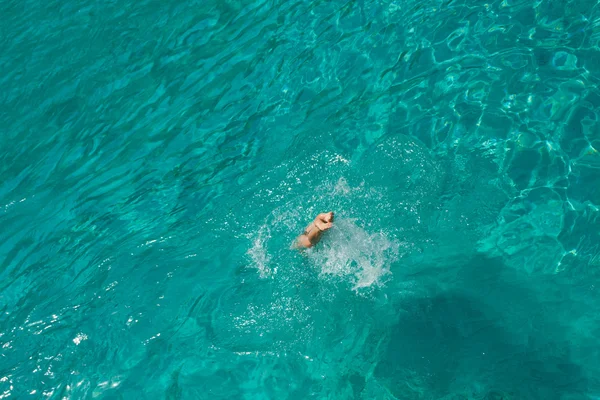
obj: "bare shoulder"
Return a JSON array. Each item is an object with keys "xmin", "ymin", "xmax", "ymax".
[{"xmin": 293, "ymin": 234, "xmax": 313, "ymax": 249}]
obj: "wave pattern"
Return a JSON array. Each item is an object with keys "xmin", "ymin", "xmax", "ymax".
[{"xmin": 1, "ymin": 0, "xmax": 600, "ymax": 398}]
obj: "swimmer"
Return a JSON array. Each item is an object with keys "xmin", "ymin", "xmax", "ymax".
[{"xmin": 294, "ymin": 212, "xmax": 334, "ymax": 249}]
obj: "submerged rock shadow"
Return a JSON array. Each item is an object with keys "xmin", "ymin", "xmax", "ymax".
[{"xmin": 376, "ymin": 256, "xmax": 592, "ymax": 399}]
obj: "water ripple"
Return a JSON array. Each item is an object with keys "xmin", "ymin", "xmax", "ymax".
[{"xmin": 2, "ymin": 0, "xmax": 600, "ymax": 397}]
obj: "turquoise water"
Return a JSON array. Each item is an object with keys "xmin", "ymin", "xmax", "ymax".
[{"xmin": 1, "ymin": 0, "xmax": 600, "ymax": 398}]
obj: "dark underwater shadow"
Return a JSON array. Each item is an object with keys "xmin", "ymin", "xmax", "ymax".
[{"xmin": 375, "ymin": 255, "xmax": 592, "ymax": 400}]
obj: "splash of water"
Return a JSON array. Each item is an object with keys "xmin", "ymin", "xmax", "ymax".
[
  {"xmin": 246, "ymin": 216, "xmax": 399, "ymax": 290},
  {"xmin": 309, "ymin": 218, "xmax": 400, "ymax": 290},
  {"xmin": 246, "ymin": 224, "xmax": 274, "ymax": 278}
]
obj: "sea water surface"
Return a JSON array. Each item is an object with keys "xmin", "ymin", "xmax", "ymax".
[{"xmin": 1, "ymin": 0, "xmax": 600, "ymax": 398}]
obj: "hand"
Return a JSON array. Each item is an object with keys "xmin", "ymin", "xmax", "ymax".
[{"xmin": 314, "ymin": 212, "xmax": 334, "ymax": 231}]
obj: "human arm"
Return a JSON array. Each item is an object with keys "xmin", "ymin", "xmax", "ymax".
[{"xmin": 294, "ymin": 212, "xmax": 334, "ymax": 249}]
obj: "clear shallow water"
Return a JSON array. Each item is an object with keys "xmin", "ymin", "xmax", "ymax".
[{"xmin": 1, "ymin": 0, "xmax": 600, "ymax": 398}]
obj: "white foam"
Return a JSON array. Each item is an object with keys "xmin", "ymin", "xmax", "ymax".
[
  {"xmin": 309, "ymin": 219, "xmax": 400, "ymax": 290},
  {"xmin": 246, "ymin": 224, "xmax": 275, "ymax": 278}
]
